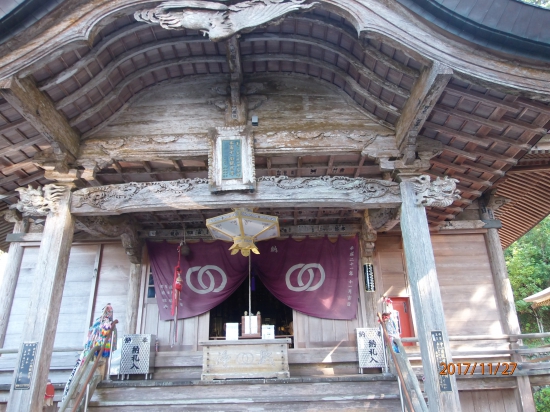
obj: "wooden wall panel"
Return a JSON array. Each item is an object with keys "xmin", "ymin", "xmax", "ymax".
[
  {"xmin": 140, "ymin": 267, "xmax": 210, "ymax": 351},
  {"xmin": 376, "ymin": 236, "xmax": 408, "ymax": 298},
  {"xmin": 94, "ymin": 244, "xmax": 132, "ymax": 335},
  {"xmin": 459, "ymin": 389, "xmax": 518, "ymax": 412},
  {"xmin": 431, "ymin": 234, "xmax": 503, "ymax": 337},
  {"xmin": 0, "ymin": 245, "xmax": 98, "ymax": 383}
]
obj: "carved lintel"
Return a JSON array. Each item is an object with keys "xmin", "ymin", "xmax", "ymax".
[
  {"xmin": 134, "ymin": 0, "xmax": 317, "ymax": 42},
  {"xmin": 70, "ymin": 176, "xmax": 402, "ymax": 215},
  {"xmin": 10, "ymin": 184, "xmax": 72, "ymax": 217},
  {"xmin": 76, "ymin": 216, "xmax": 142, "ymax": 263},
  {"xmin": 480, "ymin": 193, "xmax": 511, "ymax": 221},
  {"xmin": 410, "ymin": 175, "xmax": 461, "ymax": 208}
]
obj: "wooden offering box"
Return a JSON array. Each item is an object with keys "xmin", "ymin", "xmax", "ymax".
[{"xmin": 199, "ymin": 339, "xmax": 291, "ymax": 380}]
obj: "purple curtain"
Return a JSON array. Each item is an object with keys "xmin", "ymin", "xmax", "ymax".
[
  {"xmin": 254, "ymin": 237, "xmax": 359, "ymax": 320},
  {"xmin": 147, "ymin": 240, "xmax": 248, "ymax": 320},
  {"xmin": 147, "ymin": 236, "xmax": 359, "ymax": 321}
]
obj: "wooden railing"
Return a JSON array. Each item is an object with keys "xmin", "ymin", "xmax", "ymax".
[
  {"xmin": 58, "ymin": 319, "xmax": 118, "ymax": 412},
  {"xmin": 378, "ymin": 313, "xmax": 428, "ymax": 412}
]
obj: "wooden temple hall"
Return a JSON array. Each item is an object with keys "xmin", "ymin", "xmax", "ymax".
[{"xmin": 1, "ymin": 0, "xmax": 550, "ymax": 410}]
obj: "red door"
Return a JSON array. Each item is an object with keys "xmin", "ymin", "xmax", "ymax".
[{"xmin": 390, "ymin": 297, "xmax": 414, "ymax": 346}]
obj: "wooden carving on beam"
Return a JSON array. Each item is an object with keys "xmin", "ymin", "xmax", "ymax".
[
  {"xmin": 412, "ymin": 175, "xmax": 461, "ymax": 208},
  {"xmin": 134, "ymin": 0, "xmax": 317, "ymax": 42},
  {"xmin": 75, "ymin": 216, "xmax": 142, "ymax": 263},
  {"xmin": 70, "ymin": 176, "xmax": 402, "ymax": 215},
  {"xmin": 258, "ymin": 176, "xmax": 400, "ymax": 200},
  {"xmin": 10, "ymin": 184, "xmax": 70, "ymax": 216}
]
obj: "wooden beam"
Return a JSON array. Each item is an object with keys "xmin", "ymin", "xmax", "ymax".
[
  {"xmin": 0, "ymin": 118, "xmax": 26, "ymax": 136},
  {"xmin": 435, "ymin": 104, "xmax": 547, "ymax": 135},
  {"xmin": 0, "ymin": 135, "xmax": 45, "ymax": 157},
  {"xmin": 424, "ymin": 121, "xmax": 530, "ymax": 149},
  {"xmin": 0, "ymin": 77, "xmax": 80, "ymax": 158},
  {"xmin": 396, "ymin": 61, "xmax": 452, "ymax": 162},
  {"xmin": 70, "ymin": 177, "xmax": 402, "ymax": 216},
  {"xmin": 444, "ymin": 84, "xmax": 521, "ymax": 112}
]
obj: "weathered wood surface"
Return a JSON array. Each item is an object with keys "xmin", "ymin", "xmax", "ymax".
[
  {"xmin": 125, "ymin": 263, "xmax": 142, "ymax": 335},
  {"xmin": 399, "ymin": 180, "xmax": 461, "ymax": 411},
  {"xmin": 481, "ymin": 205, "xmax": 536, "ymax": 412},
  {"xmin": 93, "ymin": 244, "xmax": 132, "ymax": 335},
  {"xmin": 395, "ymin": 61, "xmax": 453, "ymax": 162},
  {"xmin": 293, "ymin": 307, "xmax": 361, "ymax": 349},
  {"xmin": 200, "ymin": 339, "xmax": 290, "ymax": 380},
  {"xmin": 459, "ymin": 389, "xmax": 519, "ymax": 412},
  {"xmin": 6, "ymin": 185, "xmax": 75, "ymax": 412},
  {"xmin": 1, "ymin": 0, "xmax": 550, "ymax": 98},
  {"xmin": 0, "ymin": 77, "xmax": 80, "ymax": 158},
  {"xmin": 69, "ymin": 177, "xmax": 401, "ymax": 215},
  {"xmin": 77, "ymin": 76, "xmax": 397, "ymax": 165},
  {"xmin": 0, "ymin": 218, "xmax": 28, "ymax": 349},
  {"xmin": 431, "ymin": 233, "xmax": 503, "ymax": 338}
]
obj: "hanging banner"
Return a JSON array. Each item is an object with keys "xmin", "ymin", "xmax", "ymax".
[
  {"xmin": 255, "ymin": 236, "xmax": 359, "ymax": 320},
  {"xmin": 147, "ymin": 240, "xmax": 248, "ymax": 320},
  {"xmin": 147, "ymin": 236, "xmax": 359, "ymax": 320}
]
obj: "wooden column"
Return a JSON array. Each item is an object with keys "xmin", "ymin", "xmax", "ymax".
[
  {"xmin": 481, "ymin": 201, "xmax": 536, "ymax": 412},
  {"xmin": 399, "ymin": 178, "xmax": 461, "ymax": 412},
  {"xmin": 6, "ymin": 184, "xmax": 75, "ymax": 412},
  {"xmin": 125, "ymin": 263, "xmax": 142, "ymax": 335},
  {"xmin": 360, "ymin": 211, "xmax": 381, "ymax": 328},
  {"xmin": 0, "ymin": 212, "xmax": 29, "ymax": 348}
]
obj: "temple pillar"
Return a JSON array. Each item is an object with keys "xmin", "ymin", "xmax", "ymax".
[
  {"xmin": 481, "ymin": 196, "xmax": 536, "ymax": 412},
  {"xmin": 399, "ymin": 175, "xmax": 461, "ymax": 412},
  {"xmin": 6, "ymin": 183, "xmax": 75, "ymax": 412},
  {"xmin": 125, "ymin": 263, "xmax": 142, "ymax": 334},
  {"xmin": 0, "ymin": 211, "xmax": 29, "ymax": 348}
]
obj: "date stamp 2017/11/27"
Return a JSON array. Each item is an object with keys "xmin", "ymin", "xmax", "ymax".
[{"xmin": 439, "ymin": 362, "xmax": 517, "ymax": 376}]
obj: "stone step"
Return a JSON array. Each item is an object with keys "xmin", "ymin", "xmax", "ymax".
[{"xmin": 88, "ymin": 375, "xmax": 403, "ymax": 411}]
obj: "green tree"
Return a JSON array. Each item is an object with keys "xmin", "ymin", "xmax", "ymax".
[{"xmin": 505, "ymin": 216, "xmax": 550, "ymax": 334}]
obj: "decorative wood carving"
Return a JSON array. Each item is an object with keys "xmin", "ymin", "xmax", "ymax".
[
  {"xmin": 209, "ymin": 126, "xmax": 256, "ymax": 192},
  {"xmin": 75, "ymin": 216, "xmax": 142, "ymax": 263},
  {"xmin": 70, "ymin": 176, "xmax": 401, "ymax": 215},
  {"xmin": 367, "ymin": 208, "xmax": 400, "ymax": 232},
  {"xmin": 257, "ymin": 176, "xmax": 400, "ymax": 200},
  {"xmin": 10, "ymin": 184, "xmax": 71, "ymax": 216},
  {"xmin": 1, "ymin": 209, "xmax": 23, "ymax": 223},
  {"xmin": 411, "ymin": 175, "xmax": 461, "ymax": 208},
  {"xmin": 77, "ymin": 128, "xmax": 397, "ymax": 165},
  {"xmin": 134, "ymin": 0, "xmax": 317, "ymax": 42}
]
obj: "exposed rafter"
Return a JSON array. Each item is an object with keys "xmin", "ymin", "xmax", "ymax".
[
  {"xmin": 396, "ymin": 61, "xmax": 452, "ymax": 164},
  {"xmin": 0, "ymin": 77, "xmax": 80, "ymax": 169}
]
